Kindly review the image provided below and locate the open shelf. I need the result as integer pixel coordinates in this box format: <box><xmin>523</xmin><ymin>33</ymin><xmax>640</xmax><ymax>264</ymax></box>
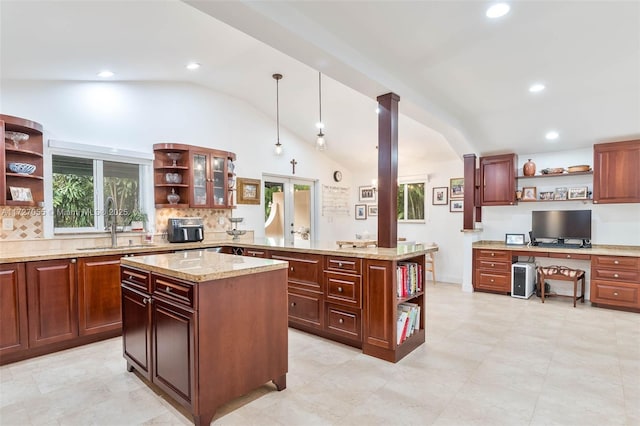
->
<box><xmin>4</xmin><ymin>147</ymin><xmax>44</xmax><ymax>157</ymax></box>
<box><xmin>6</xmin><ymin>173</ymin><xmax>43</xmax><ymax>180</ymax></box>
<box><xmin>517</xmin><ymin>171</ymin><xmax>593</xmax><ymax>179</ymax></box>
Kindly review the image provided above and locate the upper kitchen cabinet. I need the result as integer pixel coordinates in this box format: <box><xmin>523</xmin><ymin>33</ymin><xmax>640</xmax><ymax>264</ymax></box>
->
<box><xmin>593</xmin><ymin>140</ymin><xmax>640</xmax><ymax>204</ymax></box>
<box><xmin>479</xmin><ymin>153</ymin><xmax>517</xmax><ymax>206</ymax></box>
<box><xmin>153</xmin><ymin>143</ymin><xmax>236</xmax><ymax>209</ymax></box>
<box><xmin>190</xmin><ymin>148</ymin><xmax>236</xmax><ymax>209</ymax></box>
<box><xmin>1</xmin><ymin>114</ymin><xmax>44</xmax><ymax>207</ymax></box>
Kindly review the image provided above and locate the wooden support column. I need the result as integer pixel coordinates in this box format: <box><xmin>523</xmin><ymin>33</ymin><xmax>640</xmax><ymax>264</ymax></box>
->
<box><xmin>463</xmin><ymin>154</ymin><xmax>477</xmax><ymax>230</ymax></box>
<box><xmin>377</xmin><ymin>92</ymin><xmax>400</xmax><ymax>248</ymax></box>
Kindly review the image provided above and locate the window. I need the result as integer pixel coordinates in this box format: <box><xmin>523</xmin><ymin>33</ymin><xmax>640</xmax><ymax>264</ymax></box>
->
<box><xmin>397</xmin><ymin>182</ymin><xmax>425</xmax><ymax>222</ymax></box>
<box><xmin>52</xmin><ymin>154</ymin><xmax>146</xmax><ymax>233</ymax></box>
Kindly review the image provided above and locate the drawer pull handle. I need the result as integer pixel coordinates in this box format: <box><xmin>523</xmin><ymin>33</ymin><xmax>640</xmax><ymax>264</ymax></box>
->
<box><xmin>338</xmin><ymin>286</ymin><xmax>343</xmax><ymax>293</ymax></box>
<box><xmin>613</xmin><ymin>292</ymin><xmax>619</xmax><ymax>296</ymax></box>
<box><xmin>338</xmin><ymin>318</ymin><xmax>344</xmax><ymax>324</ymax></box>
<box><xmin>290</xmin><ymin>302</ymin><xmax>296</xmax><ymax>307</ymax></box>
<box><xmin>614</xmin><ymin>273</ymin><xmax>619</xmax><ymax>278</ymax></box>
<box><xmin>166</xmin><ymin>286</ymin><xmax>172</xmax><ymax>292</ymax></box>
<box><xmin>614</xmin><ymin>260</ymin><xmax>619</xmax><ymax>264</ymax></box>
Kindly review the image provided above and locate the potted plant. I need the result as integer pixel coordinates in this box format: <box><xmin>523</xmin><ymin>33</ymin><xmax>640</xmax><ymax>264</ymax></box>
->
<box><xmin>127</xmin><ymin>209</ymin><xmax>148</xmax><ymax>232</ymax></box>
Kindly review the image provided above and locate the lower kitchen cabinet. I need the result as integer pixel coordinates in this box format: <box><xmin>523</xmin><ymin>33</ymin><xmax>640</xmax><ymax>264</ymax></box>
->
<box><xmin>590</xmin><ymin>255</ymin><xmax>640</xmax><ymax>310</ymax></box>
<box><xmin>78</xmin><ymin>255</ymin><xmax>122</xmax><ymax>336</ymax></box>
<box><xmin>0</xmin><ymin>263</ymin><xmax>28</xmax><ymax>357</ymax></box>
<box><xmin>122</xmin><ymin>284</ymin><xmax>152</xmax><ymax>380</ymax></box>
<box><xmin>473</xmin><ymin>248</ymin><xmax>512</xmax><ymax>293</ymax></box>
<box><xmin>26</xmin><ymin>259</ymin><xmax>78</xmax><ymax>348</ymax></box>
<box><xmin>287</xmin><ymin>287</ymin><xmax>323</xmax><ymax>329</ymax></box>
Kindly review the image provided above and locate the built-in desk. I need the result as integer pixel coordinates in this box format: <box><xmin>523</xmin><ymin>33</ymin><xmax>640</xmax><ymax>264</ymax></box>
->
<box><xmin>472</xmin><ymin>241</ymin><xmax>640</xmax><ymax>311</ymax></box>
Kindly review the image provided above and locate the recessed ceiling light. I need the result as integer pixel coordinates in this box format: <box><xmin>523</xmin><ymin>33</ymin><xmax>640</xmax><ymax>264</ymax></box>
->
<box><xmin>529</xmin><ymin>83</ymin><xmax>545</xmax><ymax>93</ymax></box>
<box><xmin>486</xmin><ymin>3</ymin><xmax>510</xmax><ymax>18</ymax></box>
<box><xmin>546</xmin><ymin>131</ymin><xmax>559</xmax><ymax>140</ymax></box>
<box><xmin>186</xmin><ymin>62</ymin><xmax>201</xmax><ymax>70</ymax></box>
<box><xmin>97</xmin><ymin>70</ymin><xmax>114</xmax><ymax>78</ymax></box>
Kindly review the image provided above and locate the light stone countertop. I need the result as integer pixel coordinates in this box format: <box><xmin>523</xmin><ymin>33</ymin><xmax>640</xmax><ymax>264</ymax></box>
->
<box><xmin>121</xmin><ymin>250</ymin><xmax>288</xmax><ymax>282</ymax></box>
<box><xmin>1</xmin><ymin>237</ymin><xmax>438</xmax><ymax>264</ymax></box>
<box><xmin>473</xmin><ymin>240</ymin><xmax>640</xmax><ymax>257</ymax></box>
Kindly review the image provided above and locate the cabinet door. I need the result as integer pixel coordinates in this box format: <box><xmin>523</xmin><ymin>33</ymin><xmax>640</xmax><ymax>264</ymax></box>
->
<box><xmin>480</xmin><ymin>154</ymin><xmax>516</xmax><ymax>206</ymax></box>
<box><xmin>0</xmin><ymin>263</ymin><xmax>28</xmax><ymax>356</ymax></box>
<box><xmin>190</xmin><ymin>151</ymin><xmax>210</xmax><ymax>207</ymax></box>
<box><xmin>593</xmin><ymin>140</ymin><xmax>640</xmax><ymax>204</ymax></box>
<box><xmin>122</xmin><ymin>285</ymin><xmax>152</xmax><ymax>380</ymax></box>
<box><xmin>78</xmin><ymin>255</ymin><xmax>122</xmax><ymax>336</ymax></box>
<box><xmin>210</xmin><ymin>154</ymin><xmax>227</xmax><ymax>208</ymax></box>
<box><xmin>152</xmin><ymin>298</ymin><xmax>196</xmax><ymax>407</ymax></box>
<box><xmin>363</xmin><ymin>259</ymin><xmax>394</xmax><ymax>350</ymax></box>
<box><xmin>26</xmin><ymin>259</ymin><xmax>78</xmax><ymax>348</ymax></box>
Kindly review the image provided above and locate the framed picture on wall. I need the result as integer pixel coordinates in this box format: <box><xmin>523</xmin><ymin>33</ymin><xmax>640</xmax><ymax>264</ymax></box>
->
<box><xmin>367</xmin><ymin>205</ymin><xmax>378</xmax><ymax>216</ymax></box>
<box><xmin>432</xmin><ymin>187</ymin><xmax>448</xmax><ymax>205</ymax></box>
<box><xmin>9</xmin><ymin>186</ymin><xmax>33</xmax><ymax>202</ymax></box>
<box><xmin>568</xmin><ymin>187</ymin><xmax>588</xmax><ymax>200</ymax></box>
<box><xmin>522</xmin><ymin>186</ymin><xmax>537</xmax><ymax>201</ymax></box>
<box><xmin>355</xmin><ymin>204</ymin><xmax>367</xmax><ymax>220</ymax></box>
<box><xmin>450</xmin><ymin>199</ymin><xmax>463</xmax><ymax>212</ymax></box>
<box><xmin>449</xmin><ymin>178</ymin><xmax>464</xmax><ymax>198</ymax></box>
<box><xmin>359</xmin><ymin>186</ymin><xmax>376</xmax><ymax>202</ymax></box>
<box><xmin>237</xmin><ymin>178</ymin><xmax>261</xmax><ymax>204</ymax></box>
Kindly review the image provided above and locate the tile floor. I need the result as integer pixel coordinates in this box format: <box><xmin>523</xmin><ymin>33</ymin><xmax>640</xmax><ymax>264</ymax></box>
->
<box><xmin>1</xmin><ymin>283</ymin><xmax>638</xmax><ymax>425</ymax></box>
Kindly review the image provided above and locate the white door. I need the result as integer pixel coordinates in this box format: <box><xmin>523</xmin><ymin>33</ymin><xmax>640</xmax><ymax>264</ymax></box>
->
<box><xmin>264</xmin><ymin>175</ymin><xmax>315</xmax><ymax>243</ymax></box>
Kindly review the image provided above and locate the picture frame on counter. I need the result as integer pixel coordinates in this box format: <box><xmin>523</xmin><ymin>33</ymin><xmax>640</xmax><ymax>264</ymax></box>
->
<box><xmin>367</xmin><ymin>205</ymin><xmax>378</xmax><ymax>216</ymax></box>
<box><xmin>449</xmin><ymin>178</ymin><xmax>464</xmax><ymax>198</ymax></box>
<box><xmin>359</xmin><ymin>186</ymin><xmax>376</xmax><ymax>202</ymax></box>
<box><xmin>9</xmin><ymin>186</ymin><xmax>33</xmax><ymax>202</ymax></box>
<box><xmin>355</xmin><ymin>204</ymin><xmax>367</xmax><ymax>220</ymax></box>
<box><xmin>449</xmin><ymin>199</ymin><xmax>463</xmax><ymax>212</ymax></box>
<box><xmin>505</xmin><ymin>233</ymin><xmax>526</xmax><ymax>246</ymax></box>
<box><xmin>236</xmin><ymin>178</ymin><xmax>261</xmax><ymax>205</ymax></box>
<box><xmin>432</xmin><ymin>186</ymin><xmax>448</xmax><ymax>205</ymax></box>
<box><xmin>554</xmin><ymin>187</ymin><xmax>568</xmax><ymax>200</ymax></box>
<box><xmin>568</xmin><ymin>186</ymin><xmax>588</xmax><ymax>200</ymax></box>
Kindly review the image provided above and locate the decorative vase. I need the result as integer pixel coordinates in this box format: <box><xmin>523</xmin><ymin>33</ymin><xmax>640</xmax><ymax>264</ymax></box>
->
<box><xmin>167</xmin><ymin>188</ymin><xmax>180</xmax><ymax>204</ymax></box>
<box><xmin>516</xmin><ymin>190</ymin><xmax>523</xmax><ymax>200</ymax></box>
<box><xmin>523</xmin><ymin>159</ymin><xmax>536</xmax><ymax>176</ymax></box>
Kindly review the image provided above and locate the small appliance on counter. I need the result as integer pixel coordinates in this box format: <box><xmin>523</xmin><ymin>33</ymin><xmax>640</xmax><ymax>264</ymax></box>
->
<box><xmin>167</xmin><ymin>217</ymin><xmax>204</xmax><ymax>243</ymax></box>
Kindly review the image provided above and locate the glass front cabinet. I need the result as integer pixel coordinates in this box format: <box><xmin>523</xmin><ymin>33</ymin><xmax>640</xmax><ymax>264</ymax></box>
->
<box><xmin>189</xmin><ymin>149</ymin><xmax>236</xmax><ymax>209</ymax></box>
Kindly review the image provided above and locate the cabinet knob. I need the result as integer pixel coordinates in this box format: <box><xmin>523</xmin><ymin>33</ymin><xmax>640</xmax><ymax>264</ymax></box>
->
<box><xmin>252</xmin><ymin>253</ymin><xmax>257</xmax><ymax>257</ymax></box>
<box><xmin>614</xmin><ymin>273</ymin><xmax>619</xmax><ymax>278</ymax></box>
<box><xmin>613</xmin><ymin>292</ymin><xmax>619</xmax><ymax>296</ymax></box>
<box><xmin>490</xmin><ymin>279</ymin><xmax>495</xmax><ymax>283</ymax></box>
<box><xmin>290</xmin><ymin>266</ymin><xmax>294</xmax><ymax>272</ymax></box>
<box><xmin>143</xmin><ymin>297</ymin><xmax>149</xmax><ymax>305</ymax></box>
<box><xmin>128</xmin><ymin>275</ymin><xmax>133</xmax><ymax>281</ymax></box>
<box><xmin>290</xmin><ymin>302</ymin><xmax>296</xmax><ymax>307</ymax></box>
<box><xmin>490</xmin><ymin>263</ymin><xmax>495</xmax><ymax>267</ymax></box>
<box><xmin>338</xmin><ymin>262</ymin><xmax>343</xmax><ymax>267</ymax></box>
<box><xmin>166</xmin><ymin>286</ymin><xmax>172</xmax><ymax>292</ymax></box>
<box><xmin>337</xmin><ymin>286</ymin><xmax>343</xmax><ymax>293</ymax></box>
<box><xmin>566</xmin><ymin>255</ymin><xmax>571</xmax><ymax>258</ymax></box>
<box><xmin>70</xmin><ymin>259</ymin><xmax>77</xmax><ymax>264</ymax></box>
<box><xmin>338</xmin><ymin>318</ymin><xmax>344</xmax><ymax>324</ymax></box>
<box><xmin>614</xmin><ymin>260</ymin><xmax>619</xmax><ymax>265</ymax></box>
<box><xmin>490</xmin><ymin>253</ymin><xmax>495</xmax><ymax>257</ymax></box>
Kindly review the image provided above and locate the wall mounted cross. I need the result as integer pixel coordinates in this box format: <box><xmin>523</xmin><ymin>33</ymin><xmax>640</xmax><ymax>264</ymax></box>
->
<box><xmin>290</xmin><ymin>158</ymin><xmax>298</xmax><ymax>175</ymax></box>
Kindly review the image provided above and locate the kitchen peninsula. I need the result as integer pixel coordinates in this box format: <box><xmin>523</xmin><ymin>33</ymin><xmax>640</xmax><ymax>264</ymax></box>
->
<box><xmin>120</xmin><ymin>250</ymin><xmax>289</xmax><ymax>426</ymax></box>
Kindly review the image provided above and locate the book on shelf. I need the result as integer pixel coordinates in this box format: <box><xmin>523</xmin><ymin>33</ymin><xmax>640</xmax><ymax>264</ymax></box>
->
<box><xmin>396</xmin><ymin>311</ymin><xmax>409</xmax><ymax>345</ymax></box>
<box><xmin>397</xmin><ymin>262</ymin><xmax>423</xmax><ymax>298</ymax></box>
<box><xmin>396</xmin><ymin>302</ymin><xmax>421</xmax><ymax>344</ymax></box>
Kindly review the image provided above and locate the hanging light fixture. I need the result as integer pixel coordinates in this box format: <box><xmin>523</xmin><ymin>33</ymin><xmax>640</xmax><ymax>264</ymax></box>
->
<box><xmin>315</xmin><ymin>72</ymin><xmax>327</xmax><ymax>151</ymax></box>
<box><xmin>272</xmin><ymin>73</ymin><xmax>284</xmax><ymax>156</ymax></box>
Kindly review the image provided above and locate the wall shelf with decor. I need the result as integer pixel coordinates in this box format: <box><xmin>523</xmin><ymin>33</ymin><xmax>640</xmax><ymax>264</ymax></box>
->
<box><xmin>1</xmin><ymin>114</ymin><xmax>44</xmax><ymax>207</ymax></box>
<box><xmin>515</xmin><ymin>170</ymin><xmax>593</xmax><ymax>203</ymax></box>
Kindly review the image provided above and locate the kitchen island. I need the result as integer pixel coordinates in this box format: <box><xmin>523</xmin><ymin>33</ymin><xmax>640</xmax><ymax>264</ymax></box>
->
<box><xmin>120</xmin><ymin>250</ymin><xmax>288</xmax><ymax>426</ymax></box>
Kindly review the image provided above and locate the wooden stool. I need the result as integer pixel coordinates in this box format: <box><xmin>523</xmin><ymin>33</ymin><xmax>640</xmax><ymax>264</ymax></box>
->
<box><xmin>425</xmin><ymin>252</ymin><xmax>436</xmax><ymax>285</ymax></box>
<box><xmin>538</xmin><ymin>266</ymin><xmax>585</xmax><ymax>307</ymax></box>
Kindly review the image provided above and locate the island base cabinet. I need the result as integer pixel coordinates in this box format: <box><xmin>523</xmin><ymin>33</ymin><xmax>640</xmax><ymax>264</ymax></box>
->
<box><xmin>122</xmin><ymin>285</ymin><xmax>152</xmax><ymax>380</ymax></box>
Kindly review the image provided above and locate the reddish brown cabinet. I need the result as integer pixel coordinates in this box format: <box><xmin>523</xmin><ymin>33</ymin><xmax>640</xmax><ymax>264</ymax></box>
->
<box><xmin>0</xmin><ymin>263</ymin><xmax>28</xmax><ymax>357</ymax></box>
<box><xmin>480</xmin><ymin>153</ymin><xmax>516</xmax><ymax>206</ymax></box>
<box><xmin>593</xmin><ymin>140</ymin><xmax>640</xmax><ymax>204</ymax></box>
<box><xmin>590</xmin><ymin>255</ymin><xmax>640</xmax><ymax>309</ymax></box>
<box><xmin>26</xmin><ymin>259</ymin><xmax>78</xmax><ymax>348</ymax></box>
<box><xmin>324</xmin><ymin>255</ymin><xmax>363</xmax><ymax>343</ymax></box>
<box><xmin>78</xmin><ymin>255</ymin><xmax>122</xmax><ymax>336</ymax></box>
<box><xmin>473</xmin><ymin>249</ymin><xmax>512</xmax><ymax>293</ymax></box>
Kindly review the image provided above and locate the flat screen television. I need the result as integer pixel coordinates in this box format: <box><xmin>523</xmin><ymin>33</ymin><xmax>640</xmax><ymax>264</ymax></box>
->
<box><xmin>531</xmin><ymin>210</ymin><xmax>591</xmax><ymax>246</ymax></box>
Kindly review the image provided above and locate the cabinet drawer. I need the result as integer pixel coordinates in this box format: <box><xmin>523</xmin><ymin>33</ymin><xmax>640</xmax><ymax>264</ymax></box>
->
<box><xmin>477</xmin><ymin>259</ymin><xmax>511</xmax><ymax>272</ymax></box>
<box><xmin>475</xmin><ymin>249</ymin><xmax>510</xmax><ymax>261</ymax></box>
<box><xmin>549</xmin><ymin>252</ymin><xmax>591</xmax><ymax>261</ymax></box>
<box><xmin>475</xmin><ymin>271</ymin><xmax>510</xmax><ymax>292</ymax></box>
<box><xmin>244</xmin><ymin>248</ymin><xmax>268</xmax><ymax>258</ymax></box>
<box><xmin>325</xmin><ymin>256</ymin><xmax>362</xmax><ymax>275</ymax></box>
<box><xmin>152</xmin><ymin>275</ymin><xmax>195</xmax><ymax>308</ymax></box>
<box><xmin>592</xmin><ymin>256</ymin><xmax>639</xmax><ymax>270</ymax></box>
<box><xmin>288</xmin><ymin>288</ymin><xmax>322</xmax><ymax>329</ymax></box>
<box><xmin>592</xmin><ymin>268</ymin><xmax>639</xmax><ymax>283</ymax></box>
<box><xmin>591</xmin><ymin>280</ymin><xmax>639</xmax><ymax>307</ymax></box>
<box><xmin>121</xmin><ymin>267</ymin><xmax>151</xmax><ymax>293</ymax></box>
<box><xmin>272</xmin><ymin>252</ymin><xmax>322</xmax><ymax>291</ymax></box>
<box><xmin>325</xmin><ymin>271</ymin><xmax>362</xmax><ymax>308</ymax></box>
<box><xmin>325</xmin><ymin>304</ymin><xmax>361</xmax><ymax>342</ymax></box>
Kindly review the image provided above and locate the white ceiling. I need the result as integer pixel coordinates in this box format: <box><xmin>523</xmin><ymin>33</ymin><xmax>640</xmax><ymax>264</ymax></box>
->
<box><xmin>2</xmin><ymin>1</ymin><xmax>639</xmax><ymax>172</ymax></box>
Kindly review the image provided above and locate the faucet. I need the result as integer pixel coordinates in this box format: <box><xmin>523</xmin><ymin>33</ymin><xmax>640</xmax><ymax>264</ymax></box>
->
<box><xmin>105</xmin><ymin>196</ymin><xmax>117</xmax><ymax>248</ymax></box>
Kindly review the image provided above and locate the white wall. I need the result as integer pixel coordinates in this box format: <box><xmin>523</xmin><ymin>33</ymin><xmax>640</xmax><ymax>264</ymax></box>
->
<box><xmin>1</xmin><ymin>79</ymin><xmax>356</xmax><ymax>242</ymax></box>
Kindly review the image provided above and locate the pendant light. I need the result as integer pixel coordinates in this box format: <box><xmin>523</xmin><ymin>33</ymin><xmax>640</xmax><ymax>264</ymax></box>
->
<box><xmin>315</xmin><ymin>72</ymin><xmax>327</xmax><ymax>151</ymax></box>
<box><xmin>273</xmin><ymin>73</ymin><xmax>284</xmax><ymax>156</ymax></box>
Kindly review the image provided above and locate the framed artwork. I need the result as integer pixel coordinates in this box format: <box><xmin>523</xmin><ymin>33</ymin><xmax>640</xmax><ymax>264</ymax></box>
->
<box><xmin>522</xmin><ymin>186</ymin><xmax>537</xmax><ymax>201</ymax></box>
<box><xmin>505</xmin><ymin>233</ymin><xmax>526</xmax><ymax>245</ymax></box>
<box><xmin>449</xmin><ymin>178</ymin><xmax>464</xmax><ymax>198</ymax></box>
<box><xmin>9</xmin><ymin>186</ymin><xmax>33</xmax><ymax>202</ymax></box>
<box><xmin>236</xmin><ymin>178</ymin><xmax>261</xmax><ymax>205</ymax></box>
<box><xmin>432</xmin><ymin>187</ymin><xmax>448</xmax><ymax>205</ymax></box>
<box><xmin>359</xmin><ymin>186</ymin><xmax>376</xmax><ymax>202</ymax></box>
<box><xmin>367</xmin><ymin>205</ymin><xmax>378</xmax><ymax>216</ymax></box>
<box><xmin>539</xmin><ymin>191</ymin><xmax>554</xmax><ymax>201</ymax></box>
<box><xmin>449</xmin><ymin>199</ymin><xmax>463</xmax><ymax>212</ymax></box>
<box><xmin>554</xmin><ymin>187</ymin><xmax>568</xmax><ymax>200</ymax></box>
<box><xmin>568</xmin><ymin>187</ymin><xmax>588</xmax><ymax>200</ymax></box>
<box><xmin>355</xmin><ymin>204</ymin><xmax>367</xmax><ymax>220</ymax></box>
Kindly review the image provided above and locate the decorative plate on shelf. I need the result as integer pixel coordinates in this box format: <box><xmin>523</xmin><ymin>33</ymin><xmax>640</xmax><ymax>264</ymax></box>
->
<box><xmin>567</xmin><ymin>165</ymin><xmax>591</xmax><ymax>173</ymax></box>
<box><xmin>8</xmin><ymin>162</ymin><xmax>36</xmax><ymax>175</ymax></box>
<box><xmin>540</xmin><ymin>168</ymin><xmax>565</xmax><ymax>175</ymax></box>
